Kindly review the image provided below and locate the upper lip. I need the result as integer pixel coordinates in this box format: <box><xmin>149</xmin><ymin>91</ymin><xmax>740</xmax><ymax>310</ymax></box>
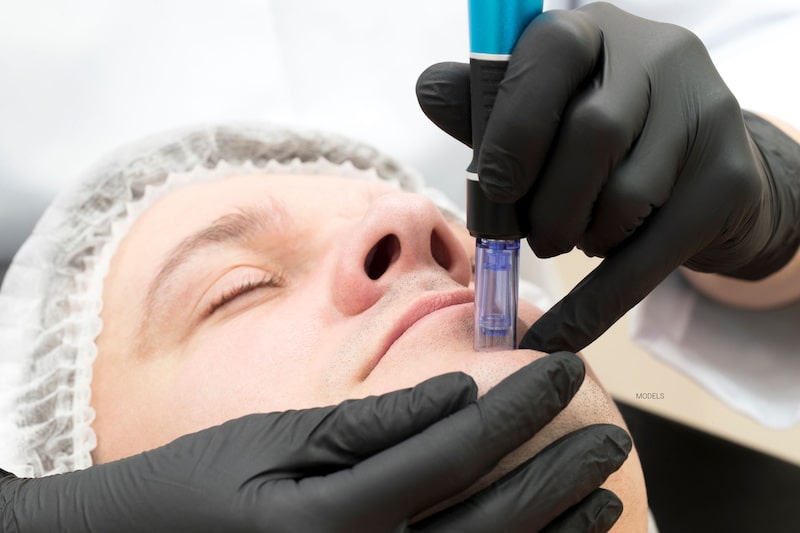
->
<box><xmin>361</xmin><ymin>289</ymin><xmax>475</xmax><ymax>379</ymax></box>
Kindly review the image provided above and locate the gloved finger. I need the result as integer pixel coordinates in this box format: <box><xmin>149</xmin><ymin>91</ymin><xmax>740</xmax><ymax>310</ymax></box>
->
<box><xmin>520</xmin><ymin>170</ymin><xmax>726</xmax><ymax>353</ymax></box>
<box><xmin>539</xmin><ymin>489</ymin><xmax>623</xmax><ymax>533</ymax></box>
<box><xmin>526</xmin><ymin>50</ymin><xmax>650</xmax><ymax>258</ymax></box>
<box><xmin>410</xmin><ymin>424</ymin><xmax>631</xmax><ymax>533</ymax></box>
<box><xmin>306</xmin><ymin>352</ymin><xmax>586</xmax><ymax>528</ymax></box>
<box><xmin>478</xmin><ymin>10</ymin><xmax>602</xmax><ymax>203</ymax></box>
<box><xmin>576</xmin><ymin>84</ymin><xmax>685</xmax><ymax>258</ymax></box>
<box><xmin>299</xmin><ymin>371</ymin><xmax>479</xmax><ymax>466</ymax></box>
<box><xmin>209</xmin><ymin>371</ymin><xmax>479</xmax><ymax>479</ymax></box>
<box><xmin>416</xmin><ymin>61</ymin><xmax>473</xmax><ymax>147</ymax></box>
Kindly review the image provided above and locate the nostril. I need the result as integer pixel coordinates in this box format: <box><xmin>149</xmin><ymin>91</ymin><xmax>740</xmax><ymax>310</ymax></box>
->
<box><xmin>430</xmin><ymin>229</ymin><xmax>452</xmax><ymax>272</ymax></box>
<box><xmin>365</xmin><ymin>234</ymin><xmax>401</xmax><ymax>280</ymax></box>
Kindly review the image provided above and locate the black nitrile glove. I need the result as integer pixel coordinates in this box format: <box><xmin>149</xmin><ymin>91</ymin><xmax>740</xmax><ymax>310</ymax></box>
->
<box><xmin>417</xmin><ymin>2</ymin><xmax>800</xmax><ymax>353</ymax></box>
<box><xmin>1</xmin><ymin>352</ymin><xmax>631</xmax><ymax>533</ymax></box>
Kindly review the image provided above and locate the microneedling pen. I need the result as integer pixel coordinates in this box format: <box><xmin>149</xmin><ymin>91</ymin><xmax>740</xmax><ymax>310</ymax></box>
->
<box><xmin>468</xmin><ymin>0</ymin><xmax>541</xmax><ymax>351</ymax></box>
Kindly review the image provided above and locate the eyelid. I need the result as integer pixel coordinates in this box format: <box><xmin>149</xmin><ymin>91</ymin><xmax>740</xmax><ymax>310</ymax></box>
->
<box><xmin>205</xmin><ymin>270</ymin><xmax>286</xmax><ymax>317</ymax></box>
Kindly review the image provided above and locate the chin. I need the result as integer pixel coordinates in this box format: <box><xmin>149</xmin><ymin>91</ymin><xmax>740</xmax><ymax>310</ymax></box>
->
<box><xmin>363</xmin><ymin>300</ymin><xmax>648</xmax><ymax>531</ymax></box>
<box><xmin>361</xmin><ymin>306</ymin><xmax>554</xmax><ymax>521</ymax></box>
<box><xmin>408</xmin><ymin>361</ymin><xmax>648</xmax><ymax>532</ymax></box>
<box><xmin>410</xmin><ymin>432</ymin><xmax>543</xmax><ymax>523</ymax></box>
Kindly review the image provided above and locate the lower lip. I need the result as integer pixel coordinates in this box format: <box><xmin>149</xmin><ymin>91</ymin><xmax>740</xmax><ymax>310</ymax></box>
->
<box><xmin>366</xmin><ymin>302</ymin><xmax>473</xmax><ymax>373</ymax></box>
<box><xmin>362</xmin><ymin>298</ymin><xmax>542</xmax><ymax>379</ymax></box>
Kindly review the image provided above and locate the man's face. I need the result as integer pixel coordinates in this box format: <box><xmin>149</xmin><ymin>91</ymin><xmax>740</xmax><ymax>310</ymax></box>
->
<box><xmin>90</xmin><ymin>173</ymin><xmax>647</xmax><ymax>530</ymax></box>
<box><xmin>92</xmin><ymin>174</ymin><xmax>548</xmax><ymax>458</ymax></box>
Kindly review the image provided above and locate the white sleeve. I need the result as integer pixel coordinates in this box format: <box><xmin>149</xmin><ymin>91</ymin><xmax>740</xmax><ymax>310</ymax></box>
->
<box><xmin>706</xmin><ymin>5</ymin><xmax>800</xmax><ymax>128</ymax></box>
<box><xmin>630</xmin><ymin>272</ymin><xmax>800</xmax><ymax>429</ymax></box>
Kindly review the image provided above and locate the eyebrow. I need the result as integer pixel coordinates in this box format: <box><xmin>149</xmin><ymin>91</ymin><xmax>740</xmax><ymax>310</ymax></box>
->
<box><xmin>140</xmin><ymin>201</ymin><xmax>288</xmax><ymax>334</ymax></box>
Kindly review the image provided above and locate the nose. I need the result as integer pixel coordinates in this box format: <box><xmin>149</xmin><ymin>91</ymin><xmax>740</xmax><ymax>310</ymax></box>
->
<box><xmin>331</xmin><ymin>192</ymin><xmax>472</xmax><ymax>315</ymax></box>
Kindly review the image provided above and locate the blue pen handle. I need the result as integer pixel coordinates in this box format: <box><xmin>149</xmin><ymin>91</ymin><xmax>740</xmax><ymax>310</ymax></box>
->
<box><xmin>467</xmin><ymin>0</ymin><xmax>541</xmax><ymax>351</ymax></box>
<box><xmin>466</xmin><ymin>0</ymin><xmax>541</xmax><ymax>238</ymax></box>
<box><xmin>469</xmin><ymin>0</ymin><xmax>542</xmax><ymax>56</ymax></box>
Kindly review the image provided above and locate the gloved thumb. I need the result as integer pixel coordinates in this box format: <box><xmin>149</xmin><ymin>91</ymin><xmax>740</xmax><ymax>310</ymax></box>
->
<box><xmin>416</xmin><ymin>61</ymin><xmax>473</xmax><ymax>147</ymax></box>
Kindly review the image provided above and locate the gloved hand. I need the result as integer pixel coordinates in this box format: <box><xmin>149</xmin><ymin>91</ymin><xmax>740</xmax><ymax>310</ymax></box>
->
<box><xmin>417</xmin><ymin>2</ymin><xmax>800</xmax><ymax>353</ymax></box>
<box><xmin>1</xmin><ymin>352</ymin><xmax>631</xmax><ymax>533</ymax></box>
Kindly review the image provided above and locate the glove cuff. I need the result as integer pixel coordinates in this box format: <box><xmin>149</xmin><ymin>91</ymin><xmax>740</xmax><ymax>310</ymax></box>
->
<box><xmin>726</xmin><ymin>111</ymin><xmax>800</xmax><ymax>280</ymax></box>
<box><xmin>0</xmin><ymin>469</ymin><xmax>21</xmax><ymax>533</ymax></box>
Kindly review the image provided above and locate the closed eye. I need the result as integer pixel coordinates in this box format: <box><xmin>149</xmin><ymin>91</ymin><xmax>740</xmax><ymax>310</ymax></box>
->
<box><xmin>206</xmin><ymin>272</ymin><xmax>286</xmax><ymax>316</ymax></box>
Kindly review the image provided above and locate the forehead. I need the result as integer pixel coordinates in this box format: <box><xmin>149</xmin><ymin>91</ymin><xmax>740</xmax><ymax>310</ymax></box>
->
<box><xmin>143</xmin><ymin>173</ymin><xmax>397</xmax><ymax>224</ymax></box>
<box><xmin>106</xmin><ymin>173</ymin><xmax>398</xmax><ymax>294</ymax></box>
<box><xmin>128</xmin><ymin>173</ymin><xmax>395</xmax><ymax>245</ymax></box>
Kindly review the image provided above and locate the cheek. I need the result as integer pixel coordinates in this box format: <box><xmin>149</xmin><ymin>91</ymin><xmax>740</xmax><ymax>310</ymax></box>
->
<box><xmin>169</xmin><ymin>308</ymin><xmax>327</xmax><ymax>434</ymax></box>
<box><xmin>518</xmin><ymin>298</ymin><xmax>544</xmax><ymax>329</ymax></box>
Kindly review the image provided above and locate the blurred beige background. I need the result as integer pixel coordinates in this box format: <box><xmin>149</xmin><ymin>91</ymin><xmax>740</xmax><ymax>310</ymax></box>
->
<box><xmin>553</xmin><ymin>250</ymin><xmax>800</xmax><ymax>466</ymax></box>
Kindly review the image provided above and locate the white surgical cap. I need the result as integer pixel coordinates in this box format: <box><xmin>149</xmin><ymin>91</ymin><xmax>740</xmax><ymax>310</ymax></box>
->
<box><xmin>0</xmin><ymin>123</ymin><xmax>463</xmax><ymax>477</ymax></box>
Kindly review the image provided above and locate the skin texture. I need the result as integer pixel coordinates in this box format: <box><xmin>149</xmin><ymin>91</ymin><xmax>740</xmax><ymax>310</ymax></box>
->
<box><xmin>90</xmin><ymin>173</ymin><xmax>648</xmax><ymax>531</ymax></box>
